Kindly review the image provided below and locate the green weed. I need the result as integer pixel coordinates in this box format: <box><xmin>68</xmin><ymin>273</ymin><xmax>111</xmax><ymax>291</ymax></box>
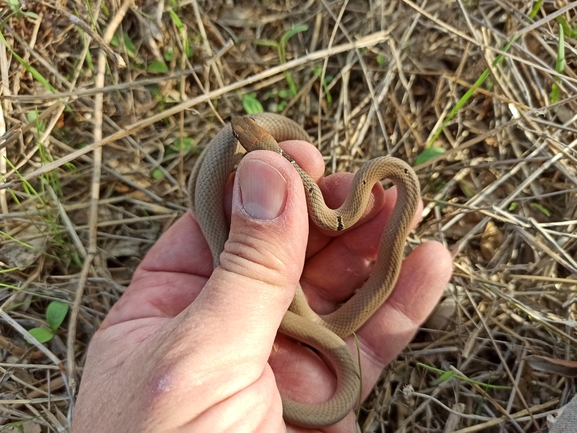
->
<box><xmin>418</xmin><ymin>363</ymin><xmax>511</xmax><ymax>390</ymax></box>
<box><xmin>529</xmin><ymin>0</ymin><xmax>544</xmax><ymax>19</ymax></box>
<box><xmin>313</xmin><ymin>66</ymin><xmax>334</xmax><ymax>105</ymax></box>
<box><xmin>242</xmin><ymin>92</ymin><xmax>264</xmax><ymax>114</ymax></box>
<box><xmin>0</xmin><ymin>32</ymin><xmax>55</xmax><ymax>93</ymax></box>
<box><xmin>4</xmin><ymin>0</ymin><xmax>39</xmax><ymax>20</ymax></box>
<box><xmin>28</xmin><ymin>301</ymin><xmax>69</xmax><ymax>344</ymax></box>
<box><xmin>419</xmin><ymin>37</ymin><xmax>516</xmax><ymax>165</ymax></box>
<box><xmin>0</xmin><ymin>418</ymin><xmax>39</xmax><ymax>433</ymax></box>
<box><xmin>530</xmin><ymin>202</ymin><xmax>551</xmax><ymax>217</ymax></box>
<box><xmin>4</xmin><ymin>159</ymin><xmax>81</xmax><ymax>267</ymax></box>
<box><xmin>255</xmin><ymin>24</ymin><xmax>309</xmax><ymax>97</ymax></box>
<box><xmin>551</xmin><ymin>21</ymin><xmax>565</xmax><ymax>104</ymax></box>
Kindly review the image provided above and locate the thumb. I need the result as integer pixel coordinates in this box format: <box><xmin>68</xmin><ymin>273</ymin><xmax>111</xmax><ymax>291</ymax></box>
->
<box><xmin>144</xmin><ymin>149</ymin><xmax>310</xmax><ymax>428</ymax></box>
<box><xmin>186</xmin><ymin>148</ymin><xmax>309</xmax><ymax>362</ymax></box>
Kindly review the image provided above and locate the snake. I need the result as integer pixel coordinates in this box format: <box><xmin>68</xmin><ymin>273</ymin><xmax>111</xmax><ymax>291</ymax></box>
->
<box><xmin>188</xmin><ymin>113</ymin><xmax>420</xmax><ymax>427</ymax></box>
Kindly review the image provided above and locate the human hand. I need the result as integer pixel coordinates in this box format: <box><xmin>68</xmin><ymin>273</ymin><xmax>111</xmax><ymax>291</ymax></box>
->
<box><xmin>72</xmin><ymin>138</ymin><xmax>452</xmax><ymax>433</ymax></box>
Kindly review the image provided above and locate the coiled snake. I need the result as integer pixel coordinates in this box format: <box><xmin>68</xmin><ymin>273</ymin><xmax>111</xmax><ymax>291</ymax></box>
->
<box><xmin>188</xmin><ymin>113</ymin><xmax>420</xmax><ymax>427</ymax></box>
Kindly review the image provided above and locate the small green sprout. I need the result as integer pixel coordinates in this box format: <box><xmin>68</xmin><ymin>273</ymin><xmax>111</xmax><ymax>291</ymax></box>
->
<box><xmin>28</xmin><ymin>301</ymin><xmax>69</xmax><ymax>344</ymax></box>
<box><xmin>242</xmin><ymin>92</ymin><xmax>264</xmax><ymax>114</ymax></box>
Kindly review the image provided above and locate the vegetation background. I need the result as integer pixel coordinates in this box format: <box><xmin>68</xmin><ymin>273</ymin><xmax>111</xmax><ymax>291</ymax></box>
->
<box><xmin>0</xmin><ymin>0</ymin><xmax>576</xmax><ymax>431</ymax></box>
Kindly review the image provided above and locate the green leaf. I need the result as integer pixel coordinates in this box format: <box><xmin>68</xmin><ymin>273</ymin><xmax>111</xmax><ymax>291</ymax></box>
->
<box><xmin>64</xmin><ymin>162</ymin><xmax>78</xmax><ymax>172</ymax></box>
<box><xmin>509</xmin><ymin>202</ymin><xmax>518</xmax><ymax>212</ymax></box>
<box><xmin>110</xmin><ymin>32</ymin><xmax>120</xmax><ymax>47</ymax></box>
<box><xmin>181</xmin><ymin>137</ymin><xmax>194</xmax><ymax>151</ymax></box>
<box><xmin>169</xmin><ymin>10</ymin><xmax>184</xmax><ymax>32</ymax></box>
<box><xmin>46</xmin><ymin>301</ymin><xmax>69</xmax><ymax>331</ymax></box>
<box><xmin>147</xmin><ymin>61</ymin><xmax>168</xmax><ymax>74</ymax></box>
<box><xmin>185</xmin><ymin>37</ymin><xmax>193</xmax><ymax>58</ymax></box>
<box><xmin>6</xmin><ymin>0</ymin><xmax>40</xmax><ymax>19</ymax></box>
<box><xmin>85</xmin><ymin>47</ymin><xmax>94</xmax><ymax>71</ymax></box>
<box><xmin>6</xmin><ymin>0</ymin><xmax>20</xmax><ymax>13</ymax></box>
<box><xmin>312</xmin><ymin>66</ymin><xmax>333</xmax><ymax>104</ymax></box>
<box><xmin>415</xmin><ymin>147</ymin><xmax>445</xmax><ymax>166</ymax></box>
<box><xmin>431</xmin><ymin>370</ymin><xmax>454</xmax><ymax>385</ymax></box>
<box><xmin>152</xmin><ymin>169</ymin><xmax>164</xmax><ymax>179</ymax></box>
<box><xmin>149</xmin><ymin>85</ymin><xmax>161</xmax><ymax>97</ymax></box>
<box><xmin>376</xmin><ymin>54</ymin><xmax>385</xmax><ymax>65</ymax></box>
<box><xmin>168</xmin><ymin>139</ymin><xmax>199</xmax><ymax>155</ymax></box>
<box><xmin>242</xmin><ymin>93</ymin><xmax>264</xmax><ymax>114</ymax></box>
<box><xmin>122</xmin><ymin>32</ymin><xmax>136</xmax><ymax>58</ymax></box>
<box><xmin>26</xmin><ymin>111</ymin><xmax>46</xmax><ymax>133</ymax></box>
<box><xmin>280</xmin><ymin>24</ymin><xmax>308</xmax><ymax>47</ymax></box>
<box><xmin>530</xmin><ymin>202</ymin><xmax>551</xmax><ymax>217</ymax></box>
<box><xmin>529</xmin><ymin>0</ymin><xmax>543</xmax><ymax>19</ymax></box>
<box><xmin>555</xmin><ymin>16</ymin><xmax>575</xmax><ymax>38</ymax></box>
<box><xmin>28</xmin><ymin>327</ymin><xmax>54</xmax><ymax>343</ymax></box>
<box><xmin>164</xmin><ymin>47</ymin><xmax>175</xmax><ymax>62</ymax></box>
<box><xmin>312</xmin><ymin>66</ymin><xmax>333</xmax><ymax>85</ymax></box>
<box><xmin>100</xmin><ymin>1</ymin><xmax>110</xmax><ymax>18</ymax></box>
<box><xmin>0</xmin><ymin>32</ymin><xmax>55</xmax><ymax>93</ymax></box>
<box><xmin>284</xmin><ymin>73</ymin><xmax>298</xmax><ymax>96</ymax></box>
<box><xmin>429</xmin><ymin>37</ymin><xmax>516</xmax><ymax>146</ymax></box>
<box><xmin>556</xmin><ymin>28</ymin><xmax>567</xmax><ymax>74</ymax></box>
<box><xmin>551</xmin><ymin>82</ymin><xmax>561</xmax><ymax>104</ymax></box>
<box><xmin>23</xmin><ymin>11</ymin><xmax>39</xmax><ymax>19</ymax></box>
<box><xmin>278</xmin><ymin>89</ymin><xmax>293</xmax><ymax>99</ymax></box>
<box><xmin>551</xmin><ymin>23</ymin><xmax>565</xmax><ymax>103</ymax></box>
<box><xmin>2</xmin><ymin>420</ymin><xmax>27</xmax><ymax>433</ymax></box>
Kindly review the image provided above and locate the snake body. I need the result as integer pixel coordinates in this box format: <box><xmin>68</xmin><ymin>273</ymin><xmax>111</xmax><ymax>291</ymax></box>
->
<box><xmin>188</xmin><ymin>113</ymin><xmax>420</xmax><ymax>427</ymax></box>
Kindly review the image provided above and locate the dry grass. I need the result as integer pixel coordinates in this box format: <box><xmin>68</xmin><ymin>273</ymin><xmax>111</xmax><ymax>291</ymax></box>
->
<box><xmin>1</xmin><ymin>0</ymin><xmax>576</xmax><ymax>431</ymax></box>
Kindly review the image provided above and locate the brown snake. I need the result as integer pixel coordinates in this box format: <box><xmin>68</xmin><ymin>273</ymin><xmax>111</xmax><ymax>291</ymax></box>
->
<box><xmin>188</xmin><ymin>113</ymin><xmax>420</xmax><ymax>427</ymax></box>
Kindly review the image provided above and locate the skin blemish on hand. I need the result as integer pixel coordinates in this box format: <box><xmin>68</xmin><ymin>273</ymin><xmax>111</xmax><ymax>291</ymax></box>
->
<box><xmin>148</xmin><ymin>371</ymin><xmax>174</xmax><ymax>396</ymax></box>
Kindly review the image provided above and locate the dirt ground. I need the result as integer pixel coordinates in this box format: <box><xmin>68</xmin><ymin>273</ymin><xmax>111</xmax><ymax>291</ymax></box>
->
<box><xmin>1</xmin><ymin>0</ymin><xmax>576</xmax><ymax>431</ymax></box>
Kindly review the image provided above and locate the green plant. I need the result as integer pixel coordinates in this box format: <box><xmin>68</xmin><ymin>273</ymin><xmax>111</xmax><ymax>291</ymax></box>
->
<box><xmin>110</xmin><ymin>30</ymin><xmax>136</xmax><ymax>58</ymax></box>
<box><xmin>313</xmin><ymin>66</ymin><xmax>334</xmax><ymax>105</ymax></box>
<box><xmin>418</xmin><ymin>363</ymin><xmax>511</xmax><ymax>390</ymax></box>
<box><xmin>254</xmin><ymin>24</ymin><xmax>308</xmax><ymax>97</ymax></box>
<box><xmin>4</xmin><ymin>0</ymin><xmax>39</xmax><ymax>20</ymax></box>
<box><xmin>0</xmin><ymin>32</ymin><xmax>55</xmax><ymax>93</ymax></box>
<box><xmin>242</xmin><ymin>92</ymin><xmax>264</xmax><ymax>114</ymax></box>
<box><xmin>419</xmin><ymin>37</ymin><xmax>517</xmax><ymax>166</ymax></box>
<box><xmin>171</xmin><ymin>137</ymin><xmax>195</xmax><ymax>153</ymax></box>
<box><xmin>26</xmin><ymin>110</ymin><xmax>46</xmax><ymax>133</ymax></box>
<box><xmin>551</xmin><ymin>21</ymin><xmax>565</xmax><ymax>103</ymax></box>
<box><xmin>152</xmin><ymin>137</ymin><xmax>196</xmax><ymax>179</ymax></box>
<box><xmin>555</xmin><ymin>15</ymin><xmax>577</xmax><ymax>37</ymax></box>
<box><xmin>530</xmin><ymin>202</ymin><xmax>551</xmax><ymax>217</ymax></box>
<box><xmin>414</xmin><ymin>146</ymin><xmax>446</xmax><ymax>166</ymax></box>
<box><xmin>4</xmin><ymin>159</ymin><xmax>81</xmax><ymax>267</ymax></box>
<box><xmin>264</xmin><ymin>89</ymin><xmax>296</xmax><ymax>112</ymax></box>
<box><xmin>428</xmin><ymin>36</ymin><xmax>515</xmax><ymax>148</ymax></box>
<box><xmin>529</xmin><ymin>0</ymin><xmax>544</xmax><ymax>19</ymax></box>
<box><xmin>0</xmin><ymin>418</ymin><xmax>38</xmax><ymax>433</ymax></box>
<box><xmin>169</xmin><ymin>9</ymin><xmax>193</xmax><ymax>58</ymax></box>
<box><xmin>147</xmin><ymin>60</ymin><xmax>168</xmax><ymax>74</ymax></box>
<box><xmin>28</xmin><ymin>301</ymin><xmax>69</xmax><ymax>344</ymax></box>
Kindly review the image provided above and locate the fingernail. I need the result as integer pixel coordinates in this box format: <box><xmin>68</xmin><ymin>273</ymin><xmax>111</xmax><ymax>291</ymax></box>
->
<box><xmin>238</xmin><ymin>159</ymin><xmax>287</xmax><ymax>220</ymax></box>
